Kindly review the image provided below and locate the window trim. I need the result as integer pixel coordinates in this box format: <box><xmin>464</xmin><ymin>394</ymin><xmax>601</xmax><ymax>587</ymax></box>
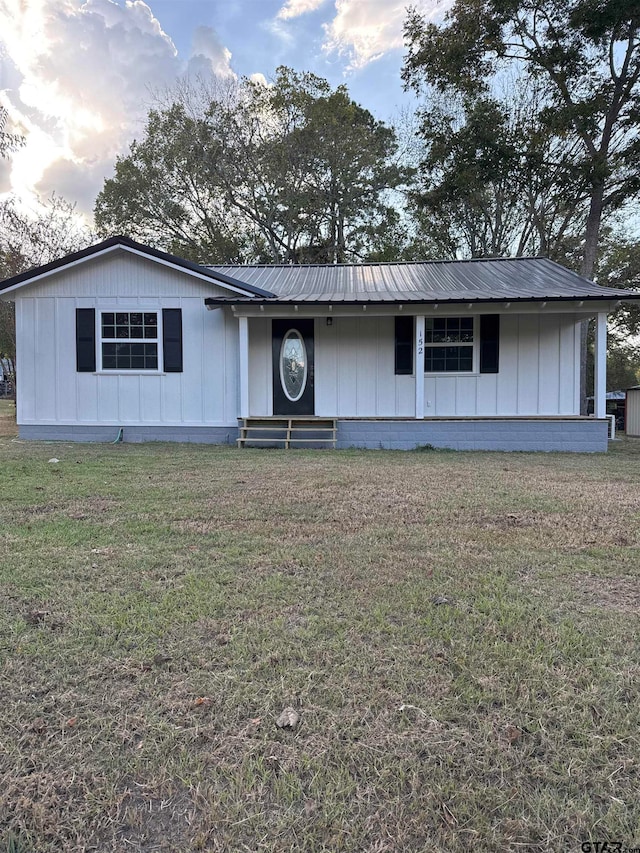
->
<box><xmin>97</xmin><ymin>308</ymin><xmax>163</xmax><ymax>374</ymax></box>
<box><xmin>423</xmin><ymin>315</ymin><xmax>479</xmax><ymax>375</ymax></box>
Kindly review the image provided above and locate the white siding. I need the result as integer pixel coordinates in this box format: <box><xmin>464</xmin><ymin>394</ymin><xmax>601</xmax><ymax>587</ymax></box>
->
<box><xmin>20</xmin><ymin>251</ymin><xmax>235</xmax><ymax>299</ymax></box>
<box><xmin>14</xmin><ymin>249</ymin><xmax>584</xmax><ymax>427</ymax></box>
<box><xmin>15</xmin><ymin>252</ymin><xmax>239</xmax><ymax>427</ymax></box>
<box><xmin>424</xmin><ymin>313</ymin><xmax>579</xmax><ymax>417</ymax></box>
<box><xmin>248</xmin><ymin>316</ymin><xmax>415</xmax><ymax>418</ymax></box>
<box><xmin>316</xmin><ymin>317</ymin><xmax>414</xmax><ymax>417</ymax></box>
<box><xmin>248</xmin><ymin>312</ymin><xmax>580</xmax><ymax>418</ymax></box>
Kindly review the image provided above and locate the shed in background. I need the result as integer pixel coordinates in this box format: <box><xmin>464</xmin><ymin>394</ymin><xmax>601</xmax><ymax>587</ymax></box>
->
<box><xmin>626</xmin><ymin>386</ymin><xmax>640</xmax><ymax>437</ymax></box>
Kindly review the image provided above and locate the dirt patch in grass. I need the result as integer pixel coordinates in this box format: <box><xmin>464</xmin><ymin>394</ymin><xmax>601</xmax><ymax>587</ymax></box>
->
<box><xmin>474</xmin><ymin>508</ymin><xmax>638</xmax><ymax>548</ymax></box>
<box><xmin>569</xmin><ymin>573</ymin><xmax>640</xmax><ymax>614</ymax></box>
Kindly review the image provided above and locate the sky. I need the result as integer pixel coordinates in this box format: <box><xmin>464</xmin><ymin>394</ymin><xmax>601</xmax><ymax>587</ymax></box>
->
<box><xmin>0</xmin><ymin>0</ymin><xmax>447</xmax><ymax>219</ymax></box>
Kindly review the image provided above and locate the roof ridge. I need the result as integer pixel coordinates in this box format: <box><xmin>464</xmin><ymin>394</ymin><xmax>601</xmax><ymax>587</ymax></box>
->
<box><xmin>207</xmin><ymin>256</ymin><xmax>551</xmax><ymax>270</ymax></box>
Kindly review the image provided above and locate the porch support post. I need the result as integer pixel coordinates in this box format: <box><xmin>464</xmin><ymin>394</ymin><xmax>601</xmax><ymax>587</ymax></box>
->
<box><xmin>239</xmin><ymin>316</ymin><xmax>249</xmax><ymax>419</ymax></box>
<box><xmin>594</xmin><ymin>312</ymin><xmax>607</xmax><ymax>420</ymax></box>
<box><xmin>415</xmin><ymin>315</ymin><xmax>425</xmax><ymax>419</ymax></box>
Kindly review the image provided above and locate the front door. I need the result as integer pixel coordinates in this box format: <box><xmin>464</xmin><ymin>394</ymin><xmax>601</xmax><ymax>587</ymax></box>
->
<box><xmin>272</xmin><ymin>319</ymin><xmax>314</xmax><ymax>415</ymax></box>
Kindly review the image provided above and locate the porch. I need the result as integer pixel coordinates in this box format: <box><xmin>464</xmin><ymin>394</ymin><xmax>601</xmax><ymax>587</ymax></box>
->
<box><xmin>237</xmin><ymin>415</ymin><xmax>609</xmax><ymax>452</ymax></box>
<box><xmin>233</xmin><ymin>310</ymin><xmax>610</xmax><ymax>424</ymax></box>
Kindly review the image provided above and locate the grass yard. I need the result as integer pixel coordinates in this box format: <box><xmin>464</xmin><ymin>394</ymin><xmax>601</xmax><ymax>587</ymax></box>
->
<box><xmin>0</xmin><ymin>409</ymin><xmax>639</xmax><ymax>852</ymax></box>
<box><xmin>0</xmin><ymin>399</ymin><xmax>16</xmax><ymax>437</ymax></box>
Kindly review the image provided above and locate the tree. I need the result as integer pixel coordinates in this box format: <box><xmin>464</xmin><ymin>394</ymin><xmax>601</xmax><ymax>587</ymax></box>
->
<box><xmin>586</xmin><ymin>329</ymin><xmax>640</xmax><ymax>393</ymax></box>
<box><xmin>95</xmin><ymin>68</ymin><xmax>407</xmax><ymax>264</ymax></box>
<box><xmin>0</xmin><ymin>195</ymin><xmax>94</xmax><ymax>386</ymax></box>
<box><xmin>403</xmin><ymin>0</ymin><xmax>640</xmax><ymax>279</ymax></box>
<box><xmin>406</xmin><ymin>80</ymin><xmax>593</xmax><ymax>260</ymax></box>
<box><xmin>0</xmin><ymin>106</ymin><xmax>24</xmax><ymax>159</ymax></box>
<box><xmin>605</xmin><ymin>340</ymin><xmax>640</xmax><ymax>390</ymax></box>
<box><xmin>404</xmin><ymin>1</ymin><xmax>640</xmax><ymax>412</ymax></box>
<box><xmin>596</xmin><ymin>233</ymin><xmax>640</xmax><ymax>339</ymax></box>
<box><xmin>94</xmin><ymin>101</ymin><xmax>252</xmax><ymax>263</ymax></box>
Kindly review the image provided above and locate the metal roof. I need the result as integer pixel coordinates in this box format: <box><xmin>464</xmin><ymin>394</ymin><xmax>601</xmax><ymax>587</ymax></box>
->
<box><xmin>205</xmin><ymin>257</ymin><xmax>640</xmax><ymax>305</ymax></box>
<box><xmin>3</xmin><ymin>238</ymin><xmax>639</xmax><ymax>306</ymax></box>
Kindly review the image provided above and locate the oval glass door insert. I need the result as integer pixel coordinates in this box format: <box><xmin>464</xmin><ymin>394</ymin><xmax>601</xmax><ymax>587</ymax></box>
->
<box><xmin>279</xmin><ymin>330</ymin><xmax>307</xmax><ymax>402</ymax></box>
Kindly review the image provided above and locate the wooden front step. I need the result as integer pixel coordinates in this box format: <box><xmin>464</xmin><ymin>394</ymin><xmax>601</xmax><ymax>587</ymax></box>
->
<box><xmin>237</xmin><ymin>418</ymin><xmax>337</xmax><ymax>449</ymax></box>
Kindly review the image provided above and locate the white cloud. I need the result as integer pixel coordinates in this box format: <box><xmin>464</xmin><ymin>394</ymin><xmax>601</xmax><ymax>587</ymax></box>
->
<box><xmin>0</xmin><ymin>0</ymin><xmax>234</xmax><ymax>215</ymax></box>
<box><xmin>189</xmin><ymin>26</ymin><xmax>234</xmax><ymax>79</ymax></box>
<box><xmin>322</xmin><ymin>0</ymin><xmax>448</xmax><ymax>70</ymax></box>
<box><xmin>277</xmin><ymin>0</ymin><xmax>329</xmax><ymax>20</ymax></box>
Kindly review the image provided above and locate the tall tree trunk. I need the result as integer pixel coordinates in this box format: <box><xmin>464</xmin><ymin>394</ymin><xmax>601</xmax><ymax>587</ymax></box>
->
<box><xmin>580</xmin><ymin>182</ymin><xmax>605</xmax><ymax>281</ymax></box>
<box><xmin>337</xmin><ymin>214</ymin><xmax>345</xmax><ymax>264</ymax></box>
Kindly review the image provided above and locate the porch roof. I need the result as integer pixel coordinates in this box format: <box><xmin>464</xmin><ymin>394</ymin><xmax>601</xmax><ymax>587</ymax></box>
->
<box><xmin>204</xmin><ymin>256</ymin><xmax>640</xmax><ymax>306</ymax></box>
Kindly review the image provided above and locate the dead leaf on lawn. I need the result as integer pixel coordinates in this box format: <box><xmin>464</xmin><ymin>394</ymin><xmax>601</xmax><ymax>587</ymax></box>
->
<box><xmin>276</xmin><ymin>707</ymin><xmax>299</xmax><ymax>729</ymax></box>
<box><xmin>66</xmin><ymin>717</ymin><xmax>78</xmax><ymax>728</ymax></box>
<box><xmin>193</xmin><ymin>697</ymin><xmax>213</xmax><ymax>708</ymax></box>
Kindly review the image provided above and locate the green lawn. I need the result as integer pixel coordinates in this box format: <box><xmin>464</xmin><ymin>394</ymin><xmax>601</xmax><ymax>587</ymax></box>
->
<box><xmin>1</xmin><ymin>419</ymin><xmax>639</xmax><ymax>852</ymax></box>
<box><xmin>0</xmin><ymin>398</ymin><xmax>16</xmax><ymax>437</ymax></box>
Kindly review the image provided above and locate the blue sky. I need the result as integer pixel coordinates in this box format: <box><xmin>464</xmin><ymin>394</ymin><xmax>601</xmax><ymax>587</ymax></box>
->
<box><xmin>0</xmin><ymin>0</ymin><xmax>444</xmax><ymax>216</ymax></box>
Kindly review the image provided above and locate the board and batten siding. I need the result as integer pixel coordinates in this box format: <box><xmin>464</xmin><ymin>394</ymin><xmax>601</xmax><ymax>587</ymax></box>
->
<box><xmin>15</xmin><ymin>251</ymin><xmax>239</xmax><ymax>428</ymax></box>
<box><xmin>247</xmin><ymin>316</ymin><xmax>415</xmax><ymax>417</ymax></box>
<box><xmin>316</xmin><ymin>317</ymin><xmax>414</xmax><ymax>417</ymax></box>
<box><xmin>424</xmin><ymin>313</ymin><xmax>579</xmax><ymax>417</ymax></box>
<box><xmin>248</xmin><ymin>313</ymin><xmax>580</xmax><ymax>418</ymax></box>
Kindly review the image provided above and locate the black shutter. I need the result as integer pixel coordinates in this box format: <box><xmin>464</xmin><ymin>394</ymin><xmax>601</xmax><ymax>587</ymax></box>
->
<box><xmin>162</xmin><ymin>308</ymin><xmax>183</xmax><ymax>372</ymax></box>
<box><xmin>480</xmin><ymin>314</ymin><xmax>500</xmax><ymax>374</ymax></box>
<box><xmin>395</xmin><ymin>316</ymin><xmax>414</xmax><ymax>375</ymax></box>
<box><xmin>76</xmin><ymin>308</ymin><xmax>96</xmax><ymax>372</ymax></box>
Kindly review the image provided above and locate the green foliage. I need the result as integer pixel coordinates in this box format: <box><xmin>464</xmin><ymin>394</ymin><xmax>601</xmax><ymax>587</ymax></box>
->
<box><xmin>586</xmin><ymin>322</ymin><xmax>640</xmax><ymax>393</ymax></box>
<box><xmin>0</xmin><ymin>195</ymin><xmax>94</xmax><ymax>373</ymax></box>
<box><xmin>0</xmin><ymin>194</ymin><xmax>93</xmax><ymax>273</ymax></box>
<box><xmin>95</xmin><ymin>102</ymin><xmax>250</xmax><ymax>263</ymax></box>
<box><xmin>596</xmin><ymin>234</ymin><xmax>640</xmax><ymax>339</ymax></box>
<box><xmin>407</xmin><ymin>82</ymin><xmax>593</xmax><ymax>259</ymax></box>
<box><xmin>606</xmin><ymin>342</ymin><xmax>640</xmax><ymax>391</ymax></box>
<box><xmin>403</xmin><ymin>0</ymin><xmax>640</xmax><ymax>276</ymax></box>
<box><xmin>0</xmin><ymin>302</ymin><xmax>15</xmax><ymax>372</ymax></box>
<box><xmin>95</xmin><ymin>67</ymin><xmax>408</xmax><ymax>263</ymax></box>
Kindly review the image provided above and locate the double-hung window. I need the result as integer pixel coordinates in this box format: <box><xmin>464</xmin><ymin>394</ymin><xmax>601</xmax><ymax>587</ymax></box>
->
<box><xmin>100</xmin><ymin>311</ymin><xmax>159</xmax><ymax>371</ymax></box>
<box><xmin>424</xmin><ymin>317</ymin><xmax>475</xmax><ymax>373</ymax></box>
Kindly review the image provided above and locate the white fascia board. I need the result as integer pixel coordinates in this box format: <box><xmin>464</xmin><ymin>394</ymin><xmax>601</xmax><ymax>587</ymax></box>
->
<box><xmin>0</xmin><ymin>244</ymin><xmax>260</xmax><ymax>298</ymax></box>
<box><xmin>229</xmin><ymin>299</ymin><xmax>624</xmax><ymax>318</ymax></box>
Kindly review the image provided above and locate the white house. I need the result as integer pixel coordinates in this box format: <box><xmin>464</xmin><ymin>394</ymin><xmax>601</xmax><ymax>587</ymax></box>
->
<box><xmin>2</xmin><ymin>235</ymin><xmax>639</xmax><ymax>451</ymax></box>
